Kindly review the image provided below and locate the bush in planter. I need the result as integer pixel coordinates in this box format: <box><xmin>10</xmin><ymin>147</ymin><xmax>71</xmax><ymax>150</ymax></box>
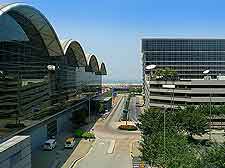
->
<box><xmin>118</xmin><ymin>125</ymin><xmax>138</xmax><ymax>131</ymax></box>
<box><xmin>74</xmin><ymin>129</ymin><xmax>85</xmax><ymax>138</ymax></box>
<box><xmin>82</xmin><ymin>132</ymin><xmax>95</xmax><ymax>139</ymax></box>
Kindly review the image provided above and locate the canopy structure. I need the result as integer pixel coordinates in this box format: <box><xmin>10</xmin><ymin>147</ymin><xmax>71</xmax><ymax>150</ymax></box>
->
<box><xmin>60</xmin><ymin>39</ymin><xmax>87</xmax><ymax>67</ymax></box>
<box><xmin>86</xmin><ymin>54</ymin><xmax>100</xmax><ymax>73</ymax></box>
<box><xmin>0</xmin><ymin>3</ymin><xmax>63</xmax><ymax>57</ymax></box>
<box><xmin>100</xmin><ymin>62</ymin><xmax>107</xmax><ymax>75</ymax></box>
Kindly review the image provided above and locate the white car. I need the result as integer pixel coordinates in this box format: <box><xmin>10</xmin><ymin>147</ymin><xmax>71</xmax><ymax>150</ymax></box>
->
<box><xmin>43</xmin><ymin>139</ymin><xmax>56</xmax><ymax>150</ymax></box>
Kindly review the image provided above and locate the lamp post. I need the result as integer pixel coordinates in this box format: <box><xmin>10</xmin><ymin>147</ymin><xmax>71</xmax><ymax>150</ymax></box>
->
<box><xmin>47</xmin><ymin>65</ymin><xmax>56</xmax><ymax>106</ymax></box>
<box><xmin>83</xmin><ymin>94</ymin><xmax>92</xmax><ymax>123</ymax></box>
<box><xmin>145</xmin><ymin>65</ymin><xmax>156</xmax><ymax>107</ymax></box>
<box><xmin>162</xmin><ymin>84</ymin><xmax>175</xmax><ymax>163</ymax></box>
<box><xmin>203</xmin><ymin>69</ymin><xmax>212</xmax><ymax>140</ymax></box>
<box><xmin>145</xmin><ymin>65</ymin><xmax>156</xmax><ymax>80</ymax></box>
<box><xmin>88</xmin><ymin>96</ymin><xmax>91</xmax><ymax>122</ymax></box>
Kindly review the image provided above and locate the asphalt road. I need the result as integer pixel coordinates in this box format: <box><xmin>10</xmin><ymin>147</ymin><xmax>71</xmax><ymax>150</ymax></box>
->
<box><xmin>129</xmin><ymin>96</ymin><xmax>141</xmax><ymax>122</ymax></box>
<box><xmin>32</xmin><ymin>130</ymin><xmax>80</xmax><ymax>168</ymax></box>
<box><xmin>75</xmin><ymin>95</ymin><xmax>140</xmax><ymax>168</ymax></box>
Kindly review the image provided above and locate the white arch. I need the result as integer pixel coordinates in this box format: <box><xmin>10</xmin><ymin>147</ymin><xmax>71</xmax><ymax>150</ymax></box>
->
<box><xmin>0</xmin><ymin>3</ymin><xmax>64</xmax><ymax>56</ymax></box>
<box><xmin>60</xmin><ymin>39</ymin><xmax>87</xmax><ymax>66</ymax></box>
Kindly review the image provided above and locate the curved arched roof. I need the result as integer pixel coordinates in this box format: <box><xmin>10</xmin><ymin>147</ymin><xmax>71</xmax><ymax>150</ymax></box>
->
<box><xmin>60</xmin><ymin>39</ymin><xmax>87</xmax><ymax>67</ymax></box>
<box><xmin>0</xmin><ymin>3</ymin><xmax>63</xmax><ymax>56</ymax></box>
<box><xmin>100</xmin><ymin>62</ymin><xmax>107</xmax><ymax>75</ymax></box>
<box><xmin>86</xmin><ymin>54</ymin><xmax>99</xmax><ymax>73</ymax></box>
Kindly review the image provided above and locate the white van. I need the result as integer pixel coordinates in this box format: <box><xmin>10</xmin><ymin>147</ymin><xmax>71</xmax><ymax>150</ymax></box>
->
<box><xmin>43</xmin><ymin>139</ymin><xmax>56</xmax><ymax>150</ymax></box>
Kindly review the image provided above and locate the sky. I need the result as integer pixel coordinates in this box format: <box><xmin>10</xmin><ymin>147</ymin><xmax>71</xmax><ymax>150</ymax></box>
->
<box><xmin>3</xmin><ymin>0</ymin><xmax>225</xmax><ymax>83</ymax></box>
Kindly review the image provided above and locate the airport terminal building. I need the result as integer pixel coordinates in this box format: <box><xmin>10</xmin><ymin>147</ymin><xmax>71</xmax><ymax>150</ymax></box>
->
<box><xmin>0</xmin><ymin>3</ymin><xmax>107</xmax><ymax>117</ymax></box>
<box><xmin>142</xmin><ymin>38</ymin><xmax>225</xmax><ymax>108</ymax></box>
<box><xmin>0</xmin><ymin>3</ymin><xmax>108</xmax><ymax>168</ymax></box>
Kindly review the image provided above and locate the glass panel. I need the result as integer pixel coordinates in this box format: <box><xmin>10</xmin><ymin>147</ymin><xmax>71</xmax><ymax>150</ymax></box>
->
<box><xmin>0</xmin><ymin>13</ymin><xmax>29</xmax><ymax>42</ymax></box>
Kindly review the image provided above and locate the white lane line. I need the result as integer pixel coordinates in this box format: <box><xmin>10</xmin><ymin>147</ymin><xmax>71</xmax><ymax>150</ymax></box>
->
<box><xmin>107</xmin><ymin>140</ymin><xmax>116</xmax><ymax>154</ymax></box>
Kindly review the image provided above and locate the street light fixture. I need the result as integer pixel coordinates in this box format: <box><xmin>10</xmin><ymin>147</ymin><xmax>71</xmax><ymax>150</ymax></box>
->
<box><xmin>145</xmin><ymin>65</ymin><xmax>156</xmax><ymax>80</ymax></box>
<box><xmin>162</xmin><ymin>84</ymin><xmax>175</xmax><ymax>163</ymax></box>
<box><xmin>145</xmin><ymin>64</ymin><xmax>156</xmax><ymax>70</ymax></box>
<box><xmin>0</xmin><ymin>70</ymin><xmax>4</xmax><ymax>78</ymax></box>
<box><xmin>203</xmin><ymin>69</ymin><xmax>210</xmax><ymax>74</ymax></box>
<box><xmin>203</xmin><ymin>69</ymin><xmax>212</xmax><ymax>141</ymax></box>
<box><xmin>83</xmin><ymin>93</ymin><xmax>93</xmax><ymax>123</ymax></box>
<box><xmin>145</xmin><ymin>65</ymin><xmax>156</xmax><ymax>107</ymax></box>
<box><xmin>47</xmin><ymin>65</ymin><xmax>56</xmax><ymax>71</ymax></box>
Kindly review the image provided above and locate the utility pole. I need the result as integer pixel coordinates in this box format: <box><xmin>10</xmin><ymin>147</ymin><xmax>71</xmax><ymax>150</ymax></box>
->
<box><xmin>209</xmin><ymin>86</ymin><xmax>212</xmax><ymax>140</ymax></box>
<box><xmin>88</xmin><ymin>96</ymin><xmax>91</xmax><ymax>122</ymax></box>
<box><xmin>163</xmin><ymin>107</ymin><xmax>166</xmax><ymax>163</ymax></box>
<box><xmin>203</xmin><ymin>69</ymin><xmax>212</xmax><ymax>141</ymax></box>
<box><xmin>17</xmin><ymin>72</ymin><xmax>22</xmax><ymax>125</ymax></box>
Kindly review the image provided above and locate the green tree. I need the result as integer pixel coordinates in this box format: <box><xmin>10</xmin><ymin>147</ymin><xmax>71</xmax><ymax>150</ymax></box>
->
<box><xmin>139</xmin><ymin>105</ymin><xmax>225</xmax><ymax>168</ymax></box>
<box><xmin>139</xmin><ymin>107</ymin><xmax>166</xmax><ymax>136</ymax></box>
<box><xmin>175</xmin><ymin>105</ymin><xmax>208</xmax><ymax>138</ymax></box>
<box><xmin>140</xmin><ymin>131</ymin><xmax>199</xmax><ymax>168</ymax></box>
<box><xmin>153</xmin><ymin>68</ymin><xmax>177</xmax><ymax>80</ymax></box>
<box><xmin>198</xmin><ymin>144</ymin><xmax>225</xmax><ymax>168</ymax></box>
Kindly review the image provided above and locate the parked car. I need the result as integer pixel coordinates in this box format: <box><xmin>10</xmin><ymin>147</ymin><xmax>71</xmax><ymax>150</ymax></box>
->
<box><xmin>64</xmin><ymin>137</ymin><xmax>75</xmax><ymax>148</ymax></box>
<box><xmin>43</xmin><ymin>139</ymin><xmax>56</xmax><ymax>150</ymax></box>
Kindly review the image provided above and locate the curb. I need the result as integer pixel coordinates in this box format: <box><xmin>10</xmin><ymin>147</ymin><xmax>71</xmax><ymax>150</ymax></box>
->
<box><xmin>107</xmin><ymin>96</ymin><xmax>124</xmax><ymax>120</ymax></box>
<box><xmin>69</xmin><ymin>140</ymin><xmax>96</xmax><ymax>168</ymax></box>
<box><xmin>129</xmin><ymin>140</ymin><xmax>135</xmax><ymax>158</ymax></box>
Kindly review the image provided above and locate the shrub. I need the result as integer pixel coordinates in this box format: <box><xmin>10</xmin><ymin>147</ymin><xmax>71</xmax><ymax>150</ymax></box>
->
<box><xmin>82</xmin><ymin>131</ymin><xmax>95</xmax><ymax>139</ymax></box>
<box><xmin>74</xmin><ymin>129</ymin><xmax>85</xmax><ymax>138</ymax></box>
<box><xmin>118</xmin><ymin>125</ymin><xmax>138</xmax><ymax>131</ymax></box>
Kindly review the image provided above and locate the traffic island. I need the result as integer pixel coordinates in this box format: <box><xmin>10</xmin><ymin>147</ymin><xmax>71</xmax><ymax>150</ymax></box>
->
<box><xmin>118</xmin><ymin>124</ymin><xmax>138</xmax><ymax>131</ymax></box>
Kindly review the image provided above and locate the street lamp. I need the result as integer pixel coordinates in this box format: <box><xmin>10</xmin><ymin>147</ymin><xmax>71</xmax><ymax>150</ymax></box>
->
<box><xmin>83</xmin><ymin>94</ymin><xmax>92</xmax><ymax>123</ymax></box>
<box><xmin>162</xmin><ymin>84</ymin><xmax>175</xmax><ymax>163</ymax></box>
<box><xmin>146</xmin><ymin>64</ymin><xmax>156</xmax><ymax>70</ymax></box>
<box><xmin>88</xmin><ymin>96</ymin><xmax>91</xmax><ymax>122</ymax></box>
<box><xmin>203</xmin><ymin>69</ymin><xmax>210</xmax><ymax>75</ymax></box>
<box><xmin>145</xmin><ymin>65</ymin><xmax>156</xmax><ymax>107</ymax></box>
<box><xmin>203</xmin><ymin>69</ymin><xmax>212</xmax><ymax>140</ymax></box>
<box><xmin>47</xmin><ymin>65</ymin><xmax>56</xmax><ymax>71</ymax></box>
<box><xmin>0</xmin><ymin>70</ymin><xmax>4</xmax><ymax>78</ymax></box>
<box><xmin>145</xmin><ymin>65</ymin><xmax>156</xmax><ymax>81</ymax></box>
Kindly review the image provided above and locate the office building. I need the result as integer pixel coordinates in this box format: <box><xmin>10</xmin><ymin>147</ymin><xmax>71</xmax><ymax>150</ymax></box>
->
<box><xmin>142</xmin><ymin>38</ymin><xmax>225</xmax><ymax>108</ymax></box>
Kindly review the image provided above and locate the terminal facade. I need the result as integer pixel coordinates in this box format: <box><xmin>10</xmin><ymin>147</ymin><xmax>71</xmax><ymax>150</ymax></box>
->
<box><xmin>0</xmin><ymin>3</ymin><xmax>108</xmax><ymax>168</ymax></box>
<box><xmin>142</xmin><ymin>38</ymin><xmax>225</xmax><ymax>108</ymax></box>
<box><xmin>0</xmin><ymin>3</ymin><xmax>107</xmax><ymax>117</ymax></box>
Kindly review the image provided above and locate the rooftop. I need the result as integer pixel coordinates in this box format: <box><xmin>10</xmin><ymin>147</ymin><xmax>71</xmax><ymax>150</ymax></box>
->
<box><xmin>0</xmin><ymin>135</ymin><xmax>29</xmax><ymax>152</ymax></box>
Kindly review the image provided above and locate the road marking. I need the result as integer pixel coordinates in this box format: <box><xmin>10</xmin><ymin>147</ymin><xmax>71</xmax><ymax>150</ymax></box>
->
<box><xmin>69</xmin><ymin>140</ymin><xmax>96</xmax><ymax>168</ymax></box>
<box><xmin>107</xmin><ymin>140</ymin><xmax>116</xmax><ymax>154</ymax></box>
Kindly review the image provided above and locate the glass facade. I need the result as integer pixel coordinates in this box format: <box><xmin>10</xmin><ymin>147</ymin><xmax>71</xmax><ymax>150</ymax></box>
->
<box><xmin>0</xmin><ymin>3</ymin><xmax>107</xmax><ymax>117</ymax></box>
<box><xmin>142</xmin><ymin>38</ymin><xmax>225</xmax><ymax>79</ymax></box>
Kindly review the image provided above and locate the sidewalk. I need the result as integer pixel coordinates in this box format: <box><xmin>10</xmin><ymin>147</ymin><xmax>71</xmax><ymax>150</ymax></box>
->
<box><xmin>131</xmin><ymin>140</ymin><xmax>141</xmax><ymax>158</ymax></box>
<box><xmin>61</xmin><ymin>139</ymin><xmax>94</xmax><ymax>168</ymax></box>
